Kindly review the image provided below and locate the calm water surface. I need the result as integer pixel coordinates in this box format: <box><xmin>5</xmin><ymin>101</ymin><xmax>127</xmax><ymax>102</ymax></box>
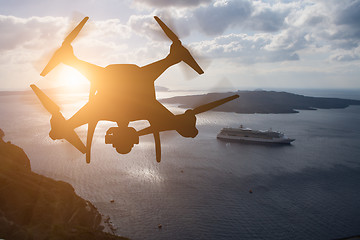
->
<box><xmin>1</xmin><ymin>89</ymin><xmax>360</xmax><ymax>240</ymax></box>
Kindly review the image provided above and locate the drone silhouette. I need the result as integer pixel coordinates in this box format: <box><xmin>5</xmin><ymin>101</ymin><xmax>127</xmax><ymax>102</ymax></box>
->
<box><xmin>31</xmin><ymin>16</ymin><xmax>239</xmax><ymax>163</ymax></box>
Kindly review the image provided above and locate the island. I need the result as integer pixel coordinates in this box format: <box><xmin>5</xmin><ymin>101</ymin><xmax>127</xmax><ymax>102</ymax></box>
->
<box><xmin>0</xmin><ymin>129</ymin><xmax>127</xmax><ymax>240</ymax></box>
<box><xmin>160</xmin><ymin>90</ymin><xmax>360</xmax><ymax>113</ymax></box>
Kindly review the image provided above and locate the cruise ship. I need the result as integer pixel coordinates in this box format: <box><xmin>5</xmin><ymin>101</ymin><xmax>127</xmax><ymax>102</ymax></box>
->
<box><xmin>217</xmin><ymin>125</ymin><xmax>295</xmax><ymax>144</ymax></box>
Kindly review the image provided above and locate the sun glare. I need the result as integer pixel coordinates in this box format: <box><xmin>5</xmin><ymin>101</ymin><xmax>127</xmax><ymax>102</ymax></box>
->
<box><xmin>57</xmin><ymin>67</ymin><xmax>89</xmax><ymax>91</ymax></box>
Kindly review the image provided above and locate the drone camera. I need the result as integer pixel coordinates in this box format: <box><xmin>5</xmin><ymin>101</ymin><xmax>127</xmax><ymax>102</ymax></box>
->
<box><xmin>105</xmin><ymin>127</ymin><xmax>139</xmax><ymax>154</ymax></box>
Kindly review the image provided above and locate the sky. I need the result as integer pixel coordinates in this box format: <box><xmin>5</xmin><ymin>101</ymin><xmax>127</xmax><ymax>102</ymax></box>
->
<box><xmin>0</xmin><ymin>0</ymin><xmax>360</xmax><ymax>91</ymax></box>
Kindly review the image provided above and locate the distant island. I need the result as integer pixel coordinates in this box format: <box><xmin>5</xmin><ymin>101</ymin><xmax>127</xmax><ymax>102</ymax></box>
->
<box><xmin>0</xmin><ymin>129</ymin><xmax>127</xmax><ymax>240</ymax></box>
<box><xmin>160</xmin><ymin>90</ymin><xmax>360</xmax><ymax>114</ymax></box>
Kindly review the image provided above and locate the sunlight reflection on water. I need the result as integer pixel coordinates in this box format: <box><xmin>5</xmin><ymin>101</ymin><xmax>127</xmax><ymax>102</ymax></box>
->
<box><xmin>128</xmin><ymin>167</ymin><xmax>164</xmax><ymax>183</ymax></box>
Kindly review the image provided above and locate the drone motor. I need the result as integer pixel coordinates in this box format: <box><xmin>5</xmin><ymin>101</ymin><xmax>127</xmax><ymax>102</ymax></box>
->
<box><xmin>105</xmin><ymin>127</ymin><xmax>139</xmax><ymax>154</ymax></box>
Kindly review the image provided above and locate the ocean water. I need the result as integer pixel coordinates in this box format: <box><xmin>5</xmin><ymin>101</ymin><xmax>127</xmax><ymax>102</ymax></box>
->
<box><xmin>1</xmin><ymin>89</ymin><xmax>360</xmax><ymax>240</ymax></box>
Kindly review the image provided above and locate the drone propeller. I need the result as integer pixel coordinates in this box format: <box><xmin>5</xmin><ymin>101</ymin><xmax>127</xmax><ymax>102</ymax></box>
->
<box><xmin>191</xmin><ymin>94</ymin><xmax>239</xmax><ymax>115</ymax></box>
<box><xmin>154</xmin><ymin>16</ymin><xmax>179</xmax><ymax>43</ymax></box>
<box><xmin>30</xmin><ymin>84</ymin><xmax>60</xmax><ymax>115</ymax></box>
<box><xmin>154</xmin><ymin>16</ymin><xmax>204</xmax><ymax>75</ymax></box>
<box><xmin>30</xmin><ymin>84</ymin><xmax>86</xmax><ymax>154</ymax></box>
<box><xmin>40</xmin><ymin>17</ymin><xmax>89</xmax><ymax>77</ymax></box>
<box><xmin>63</xmin><ymin>16</ymin><xmax>89</xmax><ymax>45</ymax></box>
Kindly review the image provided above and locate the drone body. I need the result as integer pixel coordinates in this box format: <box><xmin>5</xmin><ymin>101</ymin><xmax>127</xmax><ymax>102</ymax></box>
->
<box><xmin>32</xmin><ymin>16</ymin><xmax>238</xmax><ymax>163</ymax></box>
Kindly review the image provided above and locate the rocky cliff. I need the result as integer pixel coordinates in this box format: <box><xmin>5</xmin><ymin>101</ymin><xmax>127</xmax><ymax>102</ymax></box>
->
<box><xmin>0</xmin><ymin>129</ymin><xmax>127</xmax><ymax>240</ymax></box>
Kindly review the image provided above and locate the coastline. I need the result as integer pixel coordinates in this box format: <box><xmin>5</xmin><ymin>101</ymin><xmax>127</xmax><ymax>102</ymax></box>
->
<box><xmin>160</xmin><ymin>90</ymin><xmax>360</xmax><ymax>114</ymax></box>
<box><xmin>0</xmin><ymin>130</ymin><xmax>128</xmax><ymax>240</ymax></box>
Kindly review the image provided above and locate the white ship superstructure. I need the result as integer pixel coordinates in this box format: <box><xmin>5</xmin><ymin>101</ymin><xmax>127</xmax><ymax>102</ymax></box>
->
<box><xmin>217</xmin><ymin>125</ymin><xmax>295</xmax><ymax>144</ymax></box>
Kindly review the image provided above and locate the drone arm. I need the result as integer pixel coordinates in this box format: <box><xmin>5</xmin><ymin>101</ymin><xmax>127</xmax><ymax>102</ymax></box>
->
<box><xmin>61</xmin><ymin>51</ymin><xmax>105</xmax><ymax>84</ymax></box>
<box><xmin>89</xmin><ymin>81</ymin><xmax>97</xmax><ymax>100</ymax></box>
<box><xmin>138</xmin><ymin>95</ymin><xmax>240</xmax><ymax>137</ymax></box>
<box><xmin>67</xmin><ymin>102</ymin><xmax>94</xmax><ymax>130</ymax></box>
<box><xmin>138</xmin><ymin>100</ymin><xmax>177</xmax><ymax>137</ymax></box>
<box><xmin>140</xmin><ymin>57</ymin><xmax>178</xmax><ymax>82</ymax></box>
<box><xmin>137</xmin><ymin>120</ymin><xmax>177</xmax><ymax>137</ymax></box>
<box><xmin>138</xmin><ymin>126</ymin><xmax>157</xmax><ymax>136</ymax></box>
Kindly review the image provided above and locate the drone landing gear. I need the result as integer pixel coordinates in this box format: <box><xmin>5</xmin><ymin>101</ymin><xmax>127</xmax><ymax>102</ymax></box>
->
<box><xmin>105</xmin><ymin>127</ymin><xmax>139</xmax><ymax>154</ymax></box>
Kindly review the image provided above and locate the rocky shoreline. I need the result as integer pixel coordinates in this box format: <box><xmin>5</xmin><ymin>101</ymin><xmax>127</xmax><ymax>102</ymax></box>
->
<box><xmin>0</xmin><ymin>129</ymin><xmax>127</xmax><ymax>240</ymax></box>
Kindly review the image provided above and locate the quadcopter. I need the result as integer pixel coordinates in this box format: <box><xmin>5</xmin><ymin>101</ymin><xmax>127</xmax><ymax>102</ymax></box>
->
<box><xmin>31</xmin><ymin>16</ymin><xmax>238</xmax><ymax>163</ymax></box>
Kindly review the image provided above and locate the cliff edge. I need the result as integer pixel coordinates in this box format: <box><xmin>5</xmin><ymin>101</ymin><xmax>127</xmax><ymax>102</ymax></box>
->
<box><xmin>0</xmin><ymin>129</ymin><xmax>127</xmax><ymax>240</ymax></box>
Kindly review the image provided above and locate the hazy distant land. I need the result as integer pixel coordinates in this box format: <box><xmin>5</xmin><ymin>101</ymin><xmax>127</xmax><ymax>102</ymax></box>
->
<box><xmin>160</xmin><ymin>90</ymin><xmax>360</xmax><ymax>113</ymax></box>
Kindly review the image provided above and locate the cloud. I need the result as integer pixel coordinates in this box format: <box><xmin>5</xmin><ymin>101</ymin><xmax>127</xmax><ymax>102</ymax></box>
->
<box><xmin>108</xmin><ymin>0</ymin><xmax>360</xmax><ymax>65</ymax></box>
<box><xmin>303</xmin><ymin>0</ymin><xmax>360</xmax><ymax>50</ymax></box>
<box><xmin>193</xmin><ymin>0</ymin><xmax>360</xmax><ymax>55</ymax></box>
<box><xmin>329</xmin><ymin>0</ymin><xmax>360</xmax><ymax>51</ymax></box>
<box><xmin>74</xmin><ymin>18</ymin><xmax>132</xmax><ymax>64</ymax></box>
<box><xmin>128</xmin><ymin>1</ymin><xmax>292</xmax><ymax>38</ymax></box>
<box><xmin>331</xmin><ymin>54</ymin><xmax>360</xmax><ymax>62</ymax></box>
<box><xmin>0</xmin><ymin>15</ymin><xmax>66</xmax><ymax>52</ymax></box>
<box><xmin>127</xmin><ymin>10</ymin><xmax>193</xmax><ymax>44</ymax></box>
<box><xmin>265</xmin><ymin>28</ymin><xmax>309</xmax><ymax>53</ymax></box>
<box><xmin>193</xmin><ymin>0</ymin><xmax>253</xmax><ymax>35</ymax></box>
<box><xmin>191</xmin><ymin>33</ymin><xmax>299</xmax><ymax>64</ymax></box>
<box><xmin>133</xmin><ymin>0</ymin><xmax>212</xmax><ymax>8</ymax></box>
<box><xmin>128</xmin><ymin>14</ymin><xmax>166</xmax><ymax>41</ymax></box>
<box><xmin>0</xmin><ymin>15</ymin><xmax>136</xmax><ymax>89</ymax></box>
<box><xmin>330</xmin><ymin>46</ymin><xmax>360</xmax><ymax>62</ymax></box>
<box><xmin>0</xmin><ymin>15</ymin><xmax>133</xmax><ymax>66</ymax></box>
<box><xmin>244</xmin><ymin>1</ymin><xmax>291</xmax><ymax>32</ymax></box>
<box><xmin>135</xmin><ymin>0</ymin><xmax>293</xmax><ymax>36</ymax></box>
<box><xmin>335</xmin><ymin>0</ymin><xmax>360</xmax><ymax>29</ymax></box>
<box><xmin>2</xmin><ymin>1</ymin><xmax>360</xmax><ymax>90</ymax></box>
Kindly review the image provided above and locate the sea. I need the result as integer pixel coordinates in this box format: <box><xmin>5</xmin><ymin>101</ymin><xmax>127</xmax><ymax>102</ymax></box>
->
<box><xmin>1</xmin><ymin>88</ymin><xmax>360</xmax><ymax>240</ymax></box>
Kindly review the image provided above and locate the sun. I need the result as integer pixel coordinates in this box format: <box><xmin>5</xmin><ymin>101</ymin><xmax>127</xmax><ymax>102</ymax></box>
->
<box><xmin>57</xmin><ymin>67</ymin><xmax>89</xmax><ymax>90</ymax></box>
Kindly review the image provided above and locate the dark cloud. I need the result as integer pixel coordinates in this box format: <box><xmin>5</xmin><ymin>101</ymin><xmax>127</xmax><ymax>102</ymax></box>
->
<box><xmin>317</xmin><ymin>0</ymin><xmax>360</xmax><ymax>49</ymax></box>
<box><xmin>335</xmin><ymin>0</ymin><xmax>360</xmax><ymax>28</ymax></box>
<box><xmin>329</xmin><ymin>38</ymin><xmax>359</xmax><ymax>50</ymax></box>
<box><xmin>189</xmin><ymin>0</ymin><xmax>292</xmax><ymax>36</ymax></box>
<box><xmin>131</xmin><ymin>0</ymin><xmax>291</xmax><ymax>36</ymax></box>
<box><xmin>194</xmin><ymin>1</ymin><xmax>253</xmax><ymax>35</ymax></box>
<box><xmin>54</xmin><ymin>1</ymin><xmax>360</xmax><ymax>65</ymax></box>
<box><xmin>246</xmin><ymin>7</ymin><xmax>288</xmax><ymax>32</ymax></box>
<box><xmin>305</xmin><ymin>15</ymin><xmax>324</xmax><ymax>26</ymax></box>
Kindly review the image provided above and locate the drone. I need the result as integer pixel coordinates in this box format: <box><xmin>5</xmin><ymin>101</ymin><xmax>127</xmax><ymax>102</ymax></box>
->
<box><xmin>31</xmin><ymin>16</ymin><xmax>239</xmax><ymax>163</ymax></box>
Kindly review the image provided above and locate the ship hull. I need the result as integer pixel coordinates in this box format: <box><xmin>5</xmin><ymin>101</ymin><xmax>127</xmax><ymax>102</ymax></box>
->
<box><xmin>217</xmin><ymin>134</ymin><xmax>295</xmax><ymax>144</ymax></box>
